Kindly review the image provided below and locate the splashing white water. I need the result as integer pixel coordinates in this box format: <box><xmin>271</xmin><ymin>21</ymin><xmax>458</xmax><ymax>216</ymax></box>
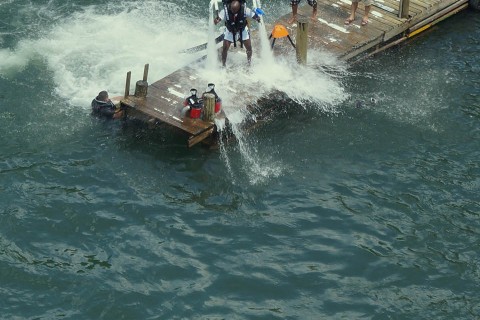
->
<box><xmin>0</xmin><ymin>0</ymin><xmax>347</xmax><ymax>109</ymax></box>
<box><xmin>206</xmin><ymin>0</ymin><xmax>222</xmax><ymax>70</ymax></box>
<box><xmin>191</xmin><ymin>0</ymin><xmax>348</xmax><ymax>184</ymax></box>
<box><xmin>0</xmin><ymin>0</ymin><xmax>348</xmax><ymax>184</ymax></box>
<box><xmin>0</xmin><ymin>1</ymin><xmax>211</xmax><ymax>105</ymax></box>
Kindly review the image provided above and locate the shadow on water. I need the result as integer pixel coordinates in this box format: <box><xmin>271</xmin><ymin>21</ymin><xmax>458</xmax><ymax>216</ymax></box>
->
<box><xmin>116</xmin><ymin>119</ymin><xmax>196</xmax><ymax>153</ymax></box>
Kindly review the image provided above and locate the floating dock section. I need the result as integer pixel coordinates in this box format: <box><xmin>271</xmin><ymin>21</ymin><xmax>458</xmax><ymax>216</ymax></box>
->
<box><xmin>120</xmin><ymin>62</ymin><xmax>226</xmax><ymax>148</ymax></box>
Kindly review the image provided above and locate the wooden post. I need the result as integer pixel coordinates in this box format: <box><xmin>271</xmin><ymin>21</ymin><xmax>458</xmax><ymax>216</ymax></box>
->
<box><xmin>124</xmin><ymin>71</ymin><xmax>131</xmax><ymax>98</ymax></box>
<box><xmin>134</xmin><ymin>64</ymin><xmax>149</xmax><ymax>98</ymax></box>
<box><xmin>143</xmin><ymin>63</ymin><xmax>149</xmax><ymax>82</ymax></box>
<box><xmin>202</xmin><ymin>93</ymin><xmax>215</xmax><ymax>122</ymax></box>
<box><xmin>134</xmin><ymin>80</ymin><xmax>148</xmax><ymax>98</ymax></box>
<box><xmin>296</xmin><ymin>18</ymin><xmax>309</xmax><ymax>65</ymax></box>
<box><xmin>399</xmin><ymin>0</ymin><xmax>410</xmax><ymax>18</ymax></box>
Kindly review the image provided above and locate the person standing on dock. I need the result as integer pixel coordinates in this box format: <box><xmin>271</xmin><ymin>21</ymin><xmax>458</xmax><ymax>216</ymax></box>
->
<box><xmin>288</xmin><ymin>0</ymin><xmax>317</xmax><ymax>24</ymax></box>
<box><xmin>214</xmin><ymin>0</ymin><xmax>261</xmax><ymax>67</ymax></box>
<box><xmin>344</xmin><ymin>0</ymin><xmax>371</xmax><ymax>26</ymax></box>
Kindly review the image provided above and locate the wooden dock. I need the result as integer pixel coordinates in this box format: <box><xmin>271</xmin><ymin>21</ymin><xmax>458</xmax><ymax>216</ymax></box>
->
<box><xmin>119</xmin><ymin>0</ymin><xmax>470</xmax><ymax>147</ymax></box>
<box><xmin>276</xmin><ymin>0</ymin><xmax>469</xmax><ymax>61</ymax></box>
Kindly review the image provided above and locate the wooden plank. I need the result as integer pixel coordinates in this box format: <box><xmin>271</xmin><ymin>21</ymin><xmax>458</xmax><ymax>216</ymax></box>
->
<box><xmin>408</xmin><ymin>0</ymin><xmax>468</xmax><ymax>26</ymax></box>
<box><xmin>325</xmin><ymin>0</ymin><xmax>401</xmax><ymax>28</ymax></box>
<box><xmin>377</xmin><ymin>0</ymin><xmax>423</xmax><ymax>14</ymax></box>
<box><xmin>188</xmin><ymin>127</ymin><xmax>215</xmax><ymax>148</ymax></box>
<box><xmin>122</xmin><ymin>95</ymin><xmax>215</xmax><ymax>136</ymax></box>
<box><xmin>409</xmin><ymin>0</ymin><xmax>431</xmax><ymax>10</ymax></box>
<box><xmin>408</xmin><ymin>0</ymin><xmax>468</xmax><ymax>32</ymax></box>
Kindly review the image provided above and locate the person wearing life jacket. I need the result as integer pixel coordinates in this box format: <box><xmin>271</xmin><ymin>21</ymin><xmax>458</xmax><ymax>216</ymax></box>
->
<box><xmin>214</xmin><ymin>0</ymin><xmax>261</xmax><ymax>67</ymax></box>
<box><xmin>91</xmin><ymin>90</ymin><xmax>122</xmax><ymax>119</ymax></box>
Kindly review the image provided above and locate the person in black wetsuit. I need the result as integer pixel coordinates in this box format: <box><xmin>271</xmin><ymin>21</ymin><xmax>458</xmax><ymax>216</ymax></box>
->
<box><xmin>91</xmin><ymin>90</ymin><xmax>120</xmax><ymax>119</ymax></box>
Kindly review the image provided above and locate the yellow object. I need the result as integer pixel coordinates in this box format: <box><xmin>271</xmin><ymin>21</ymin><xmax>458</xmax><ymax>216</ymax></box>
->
<box><xmin>407</xmin><ymin>24</ymin><xmax>431</xmax><ymax>38</ymax></box>
<box><xmin>271</xmin><ymin>24</ymin><xmax>289</xmax><ymax>39</ymax></box>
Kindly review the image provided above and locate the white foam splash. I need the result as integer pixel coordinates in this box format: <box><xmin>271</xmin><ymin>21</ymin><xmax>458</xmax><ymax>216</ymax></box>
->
<box><xmin>0</xmin><ymin>0</ymin><xmax>349</xmax><ymax>185</ymax></box>
<box><xmin>193</xmin><ymin>12</ymin><xmax>349</xmax><ymax>184</ymax></box>
<box><xmin>0</xmin><ymin>1</ymin><xmax>210</xmax><ymax>105</ymax></box>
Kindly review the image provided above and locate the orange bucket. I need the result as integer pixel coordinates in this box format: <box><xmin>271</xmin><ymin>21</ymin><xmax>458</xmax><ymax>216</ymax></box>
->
<box><xmin>271</xmin><ymin>24</ymin><xmax>289</xmax><ymax>39</ymax></box>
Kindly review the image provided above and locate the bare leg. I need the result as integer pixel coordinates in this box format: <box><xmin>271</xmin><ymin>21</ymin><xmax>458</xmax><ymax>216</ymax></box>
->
<box><xmin>221</xmin><ymin>41</ymin><xmax>231</xmax><ymax>67</ymax></box>
<box><xmin>244</xmin><ymin>39</ymin><xmax>253</xmax><ymax>66</ymax></box>
<box><xmin>362</xmin><ymin>5</ymin><xmax>371</xmax><ymax>25</ymax></box>
<box><xmin>288</xmin><ymin>4</ymin><xmax>298</xmax><ymax>24</ymax></box>
<box><xmin>311</xmin><ymin>3</ymin><xmax>317</xmax><ymax>20</ymax></box>
<box><xmin>345</xmin><ymin>1</ymin><xmax>358</xmax><ymax>24</ymax></box>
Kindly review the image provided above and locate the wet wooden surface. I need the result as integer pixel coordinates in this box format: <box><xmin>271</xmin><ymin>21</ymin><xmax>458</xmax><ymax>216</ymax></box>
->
<box><xmin>121</xmin><ymin>56</ymin><xmax>224</xmax><ymax>144</ymax></box>
<box><xmin>270</xmin><ymin>0</ymin><xmax>468</xmax><ymax>60</ymax></box>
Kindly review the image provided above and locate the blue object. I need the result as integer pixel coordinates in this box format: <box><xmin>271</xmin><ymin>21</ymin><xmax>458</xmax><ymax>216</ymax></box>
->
<box><xmin>255</xmin><ymin>8</ymin><xmax>265</xmax><ymax>16</ymax></box>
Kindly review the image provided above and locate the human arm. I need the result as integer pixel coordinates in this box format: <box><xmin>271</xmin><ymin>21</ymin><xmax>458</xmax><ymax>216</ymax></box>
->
<box><xmin>92</xmin><ymin>99</ymin><xmax>116</xmax><ymax>118</ymax></box>
<box><xmin>245</xmin><ymin>8</ymin><xmax>261</xmax><ymax>23</ymax></box>
<box><xmin>214</xmin><ymin>9</ymin><xmax>225</xmax><ymax>25</ymax></box>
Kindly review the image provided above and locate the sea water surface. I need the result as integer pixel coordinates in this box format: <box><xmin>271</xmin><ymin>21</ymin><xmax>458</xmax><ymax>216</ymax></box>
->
<box><xmin>1</xmin><ymin>0</ymin><xmax>479</xmax><ymax>319</ymax></box>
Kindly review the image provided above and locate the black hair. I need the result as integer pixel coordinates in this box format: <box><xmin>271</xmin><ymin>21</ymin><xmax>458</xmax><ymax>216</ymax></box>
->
<box><xmin>97</xmin><ymin>91</ymin><xmax>108</xmax><ymax>101</ymax></box>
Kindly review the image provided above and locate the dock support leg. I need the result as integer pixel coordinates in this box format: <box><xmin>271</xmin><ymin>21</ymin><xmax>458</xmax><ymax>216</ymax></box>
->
<box><xmin>296</xmin><ymin>19</ymin><xmax>309</xmax><ymax>65</ymax></box>
<box><xmin>399</xmin><ymin>0</ymin><xmax>410</xmax><ymax>18</ymax></box>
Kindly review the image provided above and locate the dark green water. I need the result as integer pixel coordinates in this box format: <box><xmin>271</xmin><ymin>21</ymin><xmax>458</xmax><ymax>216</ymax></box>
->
<box><xmin>1</xmin><ymin>1</ymin><xmax>479</xmax><ymax>319</ymax></box>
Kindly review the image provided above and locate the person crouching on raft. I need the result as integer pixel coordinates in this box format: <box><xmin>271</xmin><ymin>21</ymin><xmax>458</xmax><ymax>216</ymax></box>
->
<box><xmin>214</xmin><ymin>0</ymin><xmax>261</xmax><ymax>67</ymax></box>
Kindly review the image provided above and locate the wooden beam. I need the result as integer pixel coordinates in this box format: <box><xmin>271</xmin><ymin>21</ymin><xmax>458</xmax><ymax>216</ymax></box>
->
<box><xmin>188</xmin><ymin>127</ymin><xmax>215</xmax><ymax>148</ymax></box>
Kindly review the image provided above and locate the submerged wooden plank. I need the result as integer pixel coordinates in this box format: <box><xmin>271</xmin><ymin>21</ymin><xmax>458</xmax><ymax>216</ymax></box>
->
<box><xmin>188</xmin><ymin>127</ymin><xmax>216</xmax><ymax>148</ymax></box>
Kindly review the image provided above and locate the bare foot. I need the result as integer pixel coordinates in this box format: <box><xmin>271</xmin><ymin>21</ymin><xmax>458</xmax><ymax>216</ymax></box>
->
<box><xmin>344</xmin><ymin>16</ymin><xmax>355</xmax><ymax>25</ymax></box>
<box><xmin>287</xmin><ymin>15</ymin><xmax>296</xmax><ymax>24</ymax></box>
<box><xmin>310</xmin><ymin>13</ymin><xmax>317</xmax><ymax>21</ymax></box>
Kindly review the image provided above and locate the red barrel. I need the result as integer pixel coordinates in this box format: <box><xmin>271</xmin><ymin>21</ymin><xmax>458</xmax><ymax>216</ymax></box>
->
<box><xmin>215</xmin><ymin>98</ymin><xmax>222</xmax><ymax>113</ymax></box>
<box><xmin>190</xmin><ymin>106</ymin><xmax>202</xmax><ymax>118</ymax></box>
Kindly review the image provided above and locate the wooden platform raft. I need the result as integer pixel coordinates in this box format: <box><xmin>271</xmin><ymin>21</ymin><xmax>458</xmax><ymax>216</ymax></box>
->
<box><xmin>120</xmin><ymin>62</ymin><xmax>227</xmax><ymax>148</ymax></box>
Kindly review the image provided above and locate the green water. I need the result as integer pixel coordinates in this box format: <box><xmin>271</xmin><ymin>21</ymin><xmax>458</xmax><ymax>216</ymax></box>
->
<box><xmin>1</xmin><ymin>1</ymin><xmax>479</xmax><ymax>319</ymax></box>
